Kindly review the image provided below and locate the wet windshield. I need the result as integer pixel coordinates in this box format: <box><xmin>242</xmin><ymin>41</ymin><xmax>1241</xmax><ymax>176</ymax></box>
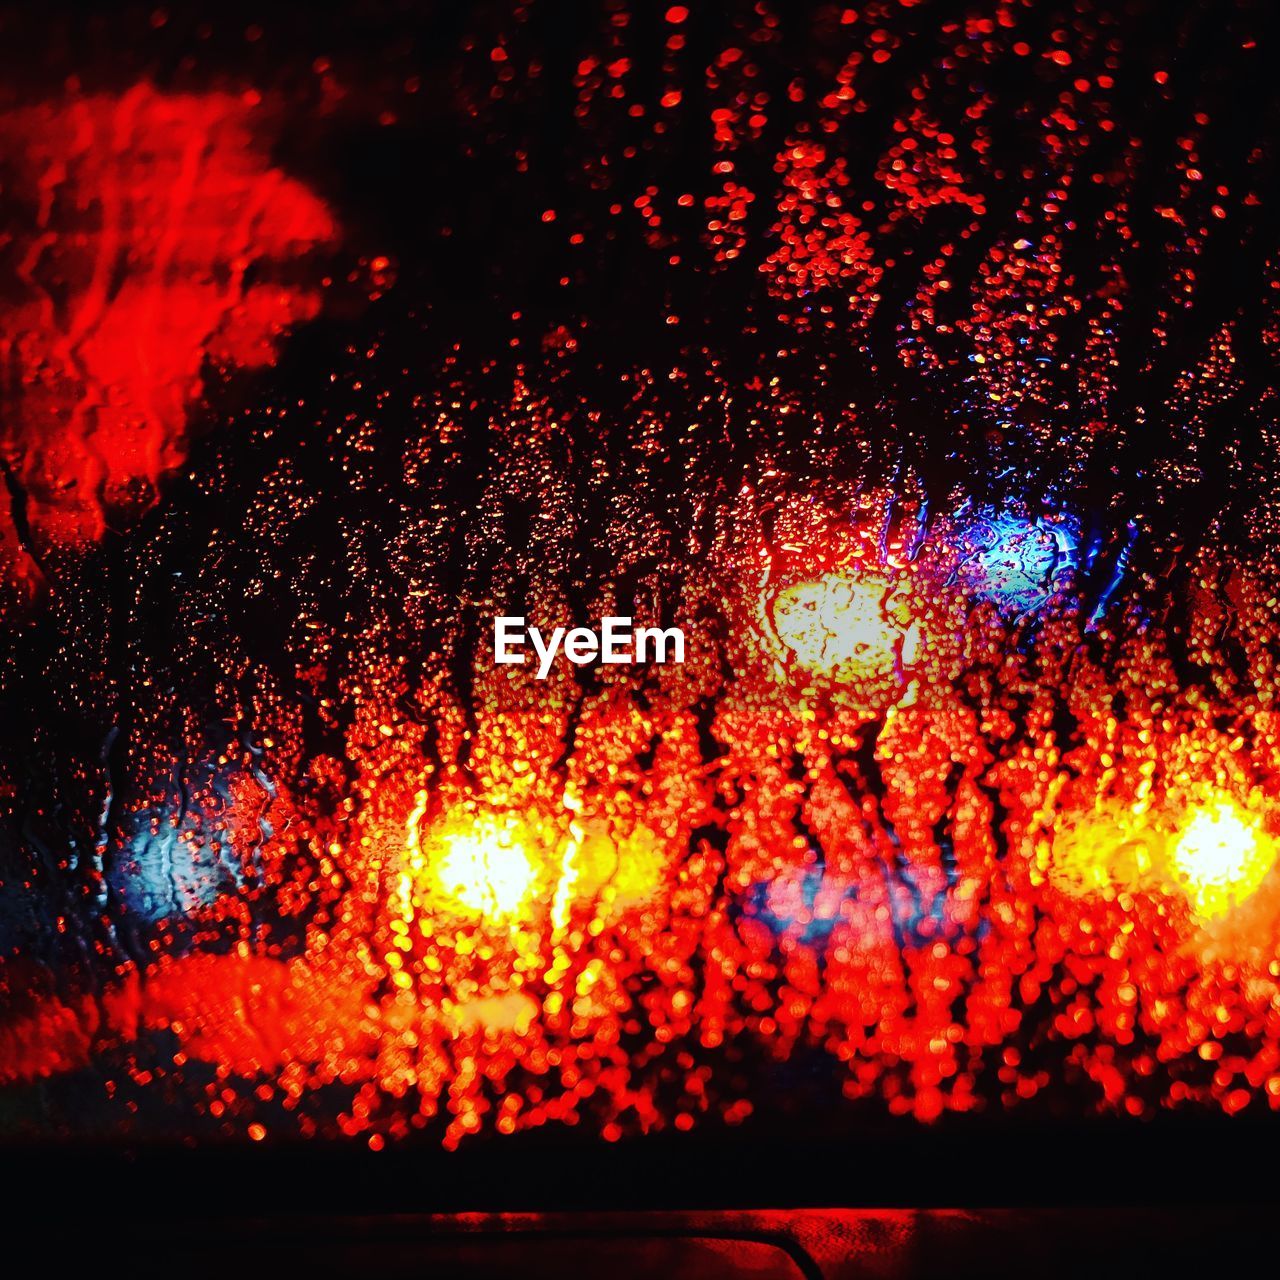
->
<box><xmin>2</xmin><ymin>0</ymin><xmax>1279</xmax><ymax>1165</ymax></box>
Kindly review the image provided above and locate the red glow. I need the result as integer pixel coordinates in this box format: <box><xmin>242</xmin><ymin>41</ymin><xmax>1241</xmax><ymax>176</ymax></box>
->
<box><xmin>0</xmin><ymin>85</ymin><xmax>335</xmax><ymax>595</ymax></box>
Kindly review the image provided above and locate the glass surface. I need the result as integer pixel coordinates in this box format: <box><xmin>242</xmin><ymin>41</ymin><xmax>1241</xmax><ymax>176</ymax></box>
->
<box><xmin>1</xmin><ymin>0</ymin><xmax>1279</xmax><ymax>1183</ymax></box>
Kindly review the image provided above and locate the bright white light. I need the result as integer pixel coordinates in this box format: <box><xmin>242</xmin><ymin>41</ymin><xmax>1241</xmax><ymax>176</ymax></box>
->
<box><xmin>1169</xmin><ymin>799</ymin><xmax>1275</xmax><ymax>920</ymax></box>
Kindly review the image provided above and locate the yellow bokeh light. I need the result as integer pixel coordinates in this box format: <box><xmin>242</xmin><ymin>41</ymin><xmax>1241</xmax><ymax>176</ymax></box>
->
<box><xmin>555</xmin><ymin>818</ymin><xmax>666</xmax><ymax>927</ymax></box>
<box><xmin>1169</xmin><ymin>799</ymin><xmax>1276</xmax><ymax>920</ymax></box>
<box><xmin>1046</xmin><ymin>825</ymin><xmax>1155</xmax><ymax>896</ymax></box>
<box><xmin>770</xmin><ymin>573</ymin><xmax>908</xmax><ymax>676</ymax></box>
<box><xmin>435</xmin><ymin>817</ymin><xmax>540</xmax><ymax>922</ymax></box>
<box><xmin>399</xmin><ymin>793</ymin><xmax>665</xmax><ymax>935</ymax></box>
<box><xmin>399</xmin><ymin>797</ymin><xmax>542</xmax><ymax>927</ymax></box>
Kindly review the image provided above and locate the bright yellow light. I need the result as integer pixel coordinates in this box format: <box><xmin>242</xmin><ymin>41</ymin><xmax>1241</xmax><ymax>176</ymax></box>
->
<box><xmin>1169</xmin><ymin>799</ymin><xmax>1275</xmax><ymax>920</ymax></box>
<box><xmin>1047</xmin><ymin>825</ymin><xmax>1155</xmax><ymax>896</ymax></box>
<box><xmin>401</xmin><ymin>794</ymin><xmax>665</xmax><ymax>936</ymax></box>
<box><xmin>436</xmin><ymin>817</ymin><xmax>539</xmax><ymax>923</ymax></box>
<box><xmin>770</xmin><ymin>573</ymin><xmax>904</xmax><ymax>675</ymax></box>
<box><xmin>571</xmin><ymin>823</ymin><xmax>665</xmax><ymax>901</ymax></box>
<box><xmin>552</xmin><ymin>801</ymin><xmax>666</xmax><ymax>933</ymax></box>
